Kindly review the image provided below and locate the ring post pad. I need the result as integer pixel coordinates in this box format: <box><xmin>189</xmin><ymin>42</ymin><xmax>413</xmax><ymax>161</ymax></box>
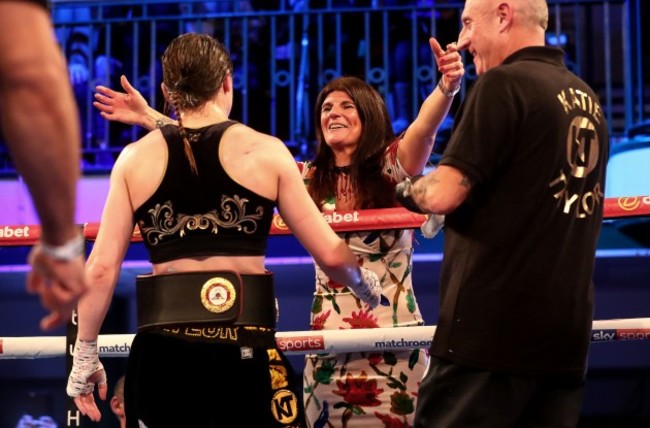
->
<box><xmin>136</xmin><ymin>270</ymin><xmax>275</xmax><ymax>331</ymax></box>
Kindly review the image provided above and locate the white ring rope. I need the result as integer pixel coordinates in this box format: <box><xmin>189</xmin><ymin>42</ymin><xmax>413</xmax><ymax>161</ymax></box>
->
<box><xmin>2</xmin><ymin>318</ymin><xmax>650</xmax><ymax>359</ymax></box>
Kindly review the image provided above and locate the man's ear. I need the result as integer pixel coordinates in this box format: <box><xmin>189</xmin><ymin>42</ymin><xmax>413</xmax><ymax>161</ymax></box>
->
<box><xmin>110</xmin><ymin>396</ymin><xmax>123</xmax><ymax>416</ymax></box>
<box><xmin>497</xmin><ymin>2</ymin><xmax>514</xmax><ymax>29</ymax></box>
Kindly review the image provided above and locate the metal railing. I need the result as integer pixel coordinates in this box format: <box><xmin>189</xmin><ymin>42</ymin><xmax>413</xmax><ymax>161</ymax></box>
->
<box><xmin>0</xmin><ymin>0</ymin><xmax>645</xmax><ymax>174</ymax></box>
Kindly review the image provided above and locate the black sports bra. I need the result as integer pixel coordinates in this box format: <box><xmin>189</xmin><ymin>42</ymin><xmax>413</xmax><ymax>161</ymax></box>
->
<box><xmin>133</xmin><ymin>121</ymin><xmax>276</xmax><ymax>263</ymax></box>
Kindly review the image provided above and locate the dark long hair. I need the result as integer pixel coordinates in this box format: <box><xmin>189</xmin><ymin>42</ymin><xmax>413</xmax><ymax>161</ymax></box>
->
<box><xmin>161</xmin><ymin>33</ymin><xmax>233</xmax><ymax>174</ymax></box>
<box><xmin>309</xmin><ymin>76</ymin><xmax>397</xmax><ymax>209</ymax></box>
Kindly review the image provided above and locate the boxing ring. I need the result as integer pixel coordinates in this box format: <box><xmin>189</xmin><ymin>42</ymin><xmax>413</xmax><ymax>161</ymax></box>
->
<box><xmin>0</xmin><ymin>197</ymin><xmax>649</xmax><ymax>425</ymax></box>
<box><xmin>1</xmin><ymin>198</ymin><xmax>650</xmax><ymax>357</ymax></box>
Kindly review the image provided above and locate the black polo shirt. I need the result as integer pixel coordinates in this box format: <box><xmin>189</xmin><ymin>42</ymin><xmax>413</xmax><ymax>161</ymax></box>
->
<box><xmin>432</xmin><ymin>46</ymin><xmax>609</xmax><ymax>376</ymax></box>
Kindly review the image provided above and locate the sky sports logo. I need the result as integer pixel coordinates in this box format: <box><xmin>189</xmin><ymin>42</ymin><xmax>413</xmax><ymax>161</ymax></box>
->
<box><xmin>276</xmin><ymin>336</ymin><xmax>325</xmax><ymax>352</ymax></box>
<box><xmin>592</xmin><ymin>329</ymin><xmax>650</xmax><ymax>341</ymax></box>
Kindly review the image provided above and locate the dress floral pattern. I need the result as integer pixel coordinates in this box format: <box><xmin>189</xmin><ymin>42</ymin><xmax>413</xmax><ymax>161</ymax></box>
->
<box><xmin>299</xmin><ymin>141</ymin><xmax>428</xmax><ymax>428</ymax></box>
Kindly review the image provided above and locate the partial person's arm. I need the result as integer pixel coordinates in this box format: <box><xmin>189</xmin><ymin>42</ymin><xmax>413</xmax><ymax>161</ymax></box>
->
<box><xmin>67</xmin><ymin>145</ymin><xmax>138</xmax><ymax>423</ymax></box>
<box><xmin>397</xmin><ymin>37</ymin><xmax>467</xmax><ymax>175</ymax></box>
<box><xmin>0</xmin><ymin>2</ymin><xmax>87</xmax><ymax>330</ymax></box>
<box><xmin>271</xmin><ymin>140</ymin><xmax>382</xmax><ymax>307</ymax></box>
<box><xmin>94</xmin><ymin>75</ymin><xmax>175</xmax><ymax>130</ymax></box>
<box><xmin>396</xmin><ymin>164</ymin><xmax>472</xmax><ymax>215</ymax></box>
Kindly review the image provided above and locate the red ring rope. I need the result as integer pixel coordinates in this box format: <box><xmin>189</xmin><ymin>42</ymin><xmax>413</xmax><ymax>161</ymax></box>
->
<box><xmin>0</xmin><ymin>196</ymin><xmax>648</xmax><ymax>246</ymax></box>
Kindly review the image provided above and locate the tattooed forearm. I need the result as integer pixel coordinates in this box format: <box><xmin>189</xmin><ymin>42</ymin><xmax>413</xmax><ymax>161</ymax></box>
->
<box><xmin>460</xmin><ymin>174</ymin><xmax>473</xmax><ymax>189</ymax></box>
<box><xmin>411</xmin><ymin>174</ymin><xmax>440</xmax><ymax>211</ymax></box>
<box><xmin>401</xmin><ymin>167</ymin><xmax>471</xmax><ymax>214</ymax></box>
<box><xmin>411</xmin><ymin>182</ymin><xmax>427</xmax><ymax>207</ymax></box>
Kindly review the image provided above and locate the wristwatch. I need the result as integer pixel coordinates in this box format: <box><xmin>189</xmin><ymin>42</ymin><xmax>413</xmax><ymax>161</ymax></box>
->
<box><xmin>438</xmin><ymin>78</ymin><xmax>461</xmax><ymax>98</ymax></box>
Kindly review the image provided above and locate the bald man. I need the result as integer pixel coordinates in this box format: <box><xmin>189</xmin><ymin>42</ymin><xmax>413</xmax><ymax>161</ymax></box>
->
<box><xmin>395</xmin><ymin>1</ymin><xmax>609</xmax><ymax>426</ymax></box>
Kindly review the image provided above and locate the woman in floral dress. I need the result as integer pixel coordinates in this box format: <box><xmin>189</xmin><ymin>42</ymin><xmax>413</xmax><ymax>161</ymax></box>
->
<box><xmin>299</xmin><ymin>37</ymin><xmax>464</xmax><ymax>428</ymax></box>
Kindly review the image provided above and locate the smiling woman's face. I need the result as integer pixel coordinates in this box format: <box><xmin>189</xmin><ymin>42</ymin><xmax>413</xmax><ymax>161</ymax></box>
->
<box><xmin>320</xmin><ymin>90</ymin><xmax>363</xmax><ymax>149</ymax></box>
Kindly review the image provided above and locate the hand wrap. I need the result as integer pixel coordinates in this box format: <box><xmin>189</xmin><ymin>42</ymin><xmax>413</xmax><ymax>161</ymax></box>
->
<box><xmin>421</xmin><ymin>214</ymin><xmax>445</xmax><ymax>239</ymax></box>
<box><xmin>395</xmin><ymin>174</ymin><xmax>426</xmax><ymax>214</ymax></box>
<box><xmin>66</xmin><ymin>338</ymin><xmax>106</xmax><ymax>398</ymax></box>
<box><xmin>349</xmin><ymin>267</ymin><xmax>382</xmax><ymax>309</ymax></box>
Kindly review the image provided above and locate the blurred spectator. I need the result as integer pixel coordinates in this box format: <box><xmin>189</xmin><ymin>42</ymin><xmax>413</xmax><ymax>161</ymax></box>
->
<box><xmin>52</xmin><ymin>5</ymin><xmax>122</xmax><ymax>168</ymax></box>
<box><xmin>180</xmin><ymin>2</ymin><xmax>270</xmax><ymax>133</ymax></box>
<box><xmin>383</xmin><ymin>0</ymin><xmax>460</xmax><ymax>134</ymax></box>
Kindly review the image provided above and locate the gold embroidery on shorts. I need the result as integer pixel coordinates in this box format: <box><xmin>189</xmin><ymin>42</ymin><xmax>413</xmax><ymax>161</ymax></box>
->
<box><xmin>269</xmin><ymin>364</ymin><xmax>289</xmax><ymax>390</ymax></box>
<box><xmin>244</xmin><ymin>326</ymin><xmax>272</xmax><ymax>333</ymax></box>
<box><xmin>139</xmin><ymin>195</ymin><xmax>264</xmax><ymax>245</ymax></box>
<box><xmin>270</xmin><ymin>389</ymin><xmax>298</xmax><ymax>424</ymax></box>
<box><xmin>268</xmin><ymin>348</ymin><xmax>289</xmax><ymax>389</ymax></box>
<box><xmin>267</xmin><ymin>348</ymin><xmax>282</xmax><ymax>363</ymax></box>
<box><xmin>161</xmin><ymin>326</ymin><xmax>240</xmax><ymax>341</ymax></box>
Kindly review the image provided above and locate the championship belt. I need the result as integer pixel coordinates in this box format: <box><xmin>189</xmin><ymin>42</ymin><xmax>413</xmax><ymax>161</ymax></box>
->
<box><xmin>136</xmin><ymin>271</ymin><xmax>276</xmax><ymax>331</ymax></box>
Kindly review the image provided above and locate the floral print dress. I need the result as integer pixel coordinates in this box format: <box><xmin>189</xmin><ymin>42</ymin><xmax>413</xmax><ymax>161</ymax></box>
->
<box><xmin>299</xmin><ymin>142</ymin><xmax>428</xmax><ymax>428</ymax></box>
